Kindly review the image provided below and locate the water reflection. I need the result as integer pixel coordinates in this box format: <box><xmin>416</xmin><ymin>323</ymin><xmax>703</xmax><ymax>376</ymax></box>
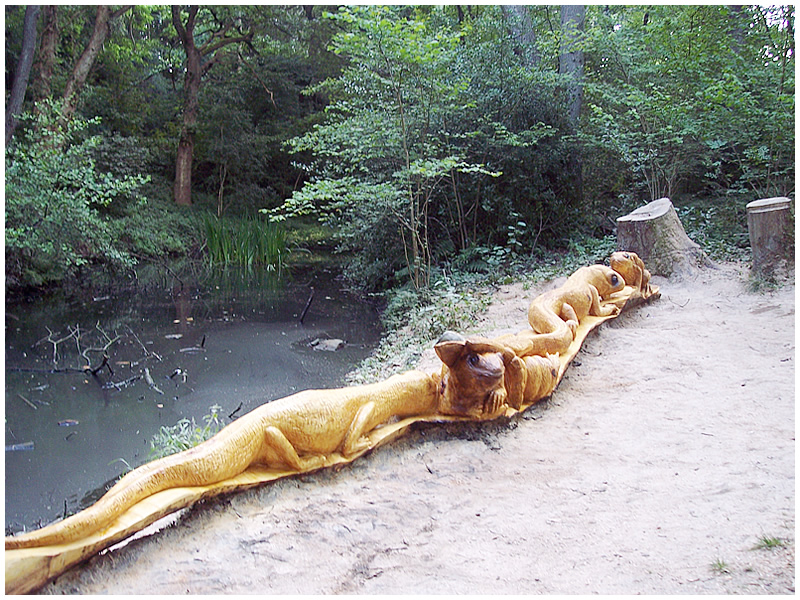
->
<box><xmin>5</xmin><ymin>265</ymin><xmax>382</xmax><ymax>534</ymax></box>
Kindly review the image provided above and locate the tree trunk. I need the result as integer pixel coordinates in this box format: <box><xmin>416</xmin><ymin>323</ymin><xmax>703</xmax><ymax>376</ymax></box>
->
<box><xmin>172</xmin><ymin>6</ymin><xmax>202</xmax><ymax>206</ymax></box>
<box><xmin>746</xmin><ymin>197</ymin><xmax>792</xmax><ymax>274</ymax></box>
<box><xmin>62</xmin><ymin>6</ymin><xmax>111</xmax><ymax>121</ymax></box>
<box><xmin>32</xmin><ymin>5</ymin><xmax>58</xmax><ymax>102</ymax></box>
<box><xmin>559</xmin><ymin>5</ymin><xmax>585</xmax><ymax>126</ymax></box>
<box><xmin>171</xmin><ymin>6</ymin><xmax>252</xmax><ymax>207</ymax></box>
<box><xmin>616</xmin><ymin>197</ymin><xmax>712</xmax><ymax>277</ymax></box>
<box><xmin>504</xmin><ymin>5</ymin><xmax>539</xmax><ymax>67</ymax></box>
<box><xmin>174</xmin><ymin>52</ymin><xmax>202</xmax><ymax>206</ymax></box>
<box><xmin>5</xmin><ymin>5</ymin><xmax>40</xmax><ymax>145</ymax></box>
<box><xmin>62</xmin><ymin>6</ymin><xmax>133</xmax><ymax>123</ymax></box>
<box><xmin>727</xmin><ymin>5</ymin><xmax>746</xmax><ymax>55</ymax></box>
<box><xmin>559</xmin><ymin>5</ymin><xmax>585</xmax><ymax>206</ymax></box>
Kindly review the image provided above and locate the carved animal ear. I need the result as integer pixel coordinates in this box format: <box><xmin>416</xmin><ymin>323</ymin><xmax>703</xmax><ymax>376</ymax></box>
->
<box><xmin>437</xmin><ymin>330</ymin><xmax>466</xmax><ymax>344</ymax></box>
<box><xmin>435</xmin><ymin>340</ymin><xmax>466</xmax><ymax>367</ymax></box>
<box><xmin>464</xmin><ymin>339</ymin><xmax>514</xmax><ymax>362</ymax></box>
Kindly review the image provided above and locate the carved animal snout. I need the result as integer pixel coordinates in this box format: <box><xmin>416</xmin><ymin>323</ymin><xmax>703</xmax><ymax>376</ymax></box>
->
<box><xmin>434</xmin><ymin>336</ymin><xmax>512</xmax><ymax>419</ymax></box>
<box><xmin>466</xmin><ymin>351</ymin><xmax>504</xmax><ymax>382</ymax></box>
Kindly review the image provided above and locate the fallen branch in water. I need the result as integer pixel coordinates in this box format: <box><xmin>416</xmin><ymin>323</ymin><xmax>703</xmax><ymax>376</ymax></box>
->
<box><xmin>300</xmin><ymin>288</ymin><xmax>315</xmax><ymax>324</ymax></box>
<box><xmin>102</xmin><ymin>374</ymin><xmax>142</xmax><ymax>391</ymax></box>
<box><xmin>228</xmin><ymin>402</ymin><xmax>243</xmax><ymax>420</ymax></box>
<box><xmin>17</xmin><ymin>395</ymin><xmax>36</xmax><ymax>411</ymax></box>
<box><xmin>126</xmin><ymin>326</ymin><xmax>162</xmax><ymax>363</ymax></box>
<box><xmin>143</xmin><ymin>367</ymin><xmax>164</xmax><ymax>395</ymax></box>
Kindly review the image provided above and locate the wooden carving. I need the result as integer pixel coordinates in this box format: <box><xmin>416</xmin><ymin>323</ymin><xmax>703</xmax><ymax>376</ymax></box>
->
<box><xmin>493</xmin><ymin>264</ymin><xmax>624</xmax><ymax>358</ymax></box>
<box><xmin>5</xmin><ymin>253</ymin><xmax>659</xmax><ymax>594</ymax></box>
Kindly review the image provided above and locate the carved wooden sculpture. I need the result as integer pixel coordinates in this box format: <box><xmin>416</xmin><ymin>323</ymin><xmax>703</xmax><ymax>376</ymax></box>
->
<box><xmin>493</xmin><ymin>264</ymin><xmax>624</xmax><ymax>358</ymax></box>
<box><xmin>5</xmin><ymin>253</ymin><xmax>659</xmax><ymax>594</ymax></box>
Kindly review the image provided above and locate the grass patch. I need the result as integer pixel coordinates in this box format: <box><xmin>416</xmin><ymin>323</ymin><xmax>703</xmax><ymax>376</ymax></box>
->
<box><xmin>202</xmin><ymin>214</ymin><xmax>287</xmax><ymax>271</ymax></box>
<box><xmin>148</xmin><ymin>405</ymin><xmax>225</xmax><ymax>461</ymax></box>
<box><xmin>753</xmin><ymin>535</ymin><xmax>786</xmax><ymax>550</ymax></box>
<box><xmin>710</xmin><ymin>558</ymin><xmax>731</xmax><ymax>574</ymax></box>
<box><xmin>348</xmin><ymin>275</ymin><xmax>493</xmax><ymax>385</ymax></box>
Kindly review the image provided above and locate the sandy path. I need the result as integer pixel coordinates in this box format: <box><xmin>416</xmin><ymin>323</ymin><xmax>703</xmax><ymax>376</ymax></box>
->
<box><xmin>43</xmin><ymin>263</ymin><xmax>794</xmax><ymax>594</ymax></box>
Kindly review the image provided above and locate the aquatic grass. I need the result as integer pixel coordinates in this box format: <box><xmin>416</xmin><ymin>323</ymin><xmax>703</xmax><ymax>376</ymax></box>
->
<box><xmin>148</xmin><ymin>405</ymin><xmax>225</xmax><ymax>461</ymax></box>
<box><xmin>202</xmin><ymin>214</ymin><xmax>287</xmax><ymax>271</ymax></box>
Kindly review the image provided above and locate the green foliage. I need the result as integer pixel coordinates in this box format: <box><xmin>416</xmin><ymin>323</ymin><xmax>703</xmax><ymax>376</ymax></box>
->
<box><xmin>582</xmin><ymin>6</ymin><xmax>794</xmax><ymax>205</ymax></box>
<box><xmin>676</xmin><ymin>199</ymin><xmax>750</xmax><ymax>262</ymax></box>
<box><xmin>202</xmin><ymin>213</ymin><xmax>287</xmax><ymax>270</ymax></box>
<box><xmin>350</xmin><ymin>271</ymin><xmax>492</xmax><ymax>384</ymax></box>
<box><xmin>6</xmin><ymin>5</ymin><xmax>794</xmax><ymax>296</ymax></box>
<box><xmin>753</xmin><ymin>535</ymin><xmax>786</xmax><ymax>550</ymax></box>
<box><xmin>109</xmin><ymin>189</ymin><xmax>204</xmax><ymax>259</ymax></box>
<box><xmin>273</xmin><ymin>6</ymin><xmax>572</xmax><ymax>292</ymax></box>
<box><xmin>5</xmin><ymin>102</ymin><xmax>149</xmax><ymax>288</ymax></box>
<box><xmin>148</xmin><ymin>405</ymin><xmax>225</xmax><ymax>461</ymax></box>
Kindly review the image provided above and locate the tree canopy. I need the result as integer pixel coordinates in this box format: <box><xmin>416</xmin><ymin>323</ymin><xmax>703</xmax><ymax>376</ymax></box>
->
<box><xmin>4</xmin><ymin>5</ymin><xmax>794</xmax><ymax>291</ymax></box>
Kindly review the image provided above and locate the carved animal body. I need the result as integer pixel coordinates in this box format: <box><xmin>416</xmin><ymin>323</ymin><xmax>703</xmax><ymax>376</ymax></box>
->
<box><xmin>496</xmin><ymin>264</ymin><xmax>625</xmax><ymax>358</ymax></box>
<box><xmin>7</xmin><ymin>339</ymin><xmax>545</xmax><ymax>551</ymax></box>
<box><xmin>6</xmin><ymin>372</ymin><xmax>438</xmax><ymax>550</ymax></box>
<box><xmin>434</xmin><ymin>335</ymin><xmax>560</xmax><ymax>417</ymax></box>
<box><xmin>609</xmin><ymin>251</ymin><xmax>655</xmax><ymax>296</ymax></box>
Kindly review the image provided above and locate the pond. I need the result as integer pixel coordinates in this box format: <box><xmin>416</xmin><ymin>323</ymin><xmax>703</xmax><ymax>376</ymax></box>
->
<box><xmin>5</xmin><ymin>265</ymin><xmax>383</xmax><ymax>535</ymax></box>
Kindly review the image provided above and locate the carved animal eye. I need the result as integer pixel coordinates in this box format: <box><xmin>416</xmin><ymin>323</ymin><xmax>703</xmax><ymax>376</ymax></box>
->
<box><xmin>468</xmin><ymin>354</ymin><xmax>479</xmax><ymax>367</ymax></box>
<box><xmin>611</xmin><ymin>274</ymin><xmax>619</xmax><ymax>286</ymax></box>
<box><xmin>623</xmin><ymin>252</ymin><xmax>629</xmax><ymax>258</ymax></box>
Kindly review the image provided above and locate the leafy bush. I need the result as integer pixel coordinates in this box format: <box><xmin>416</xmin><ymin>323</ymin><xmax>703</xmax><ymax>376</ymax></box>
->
<box><xmin>675</xmin><ymin>198</ymin><xmax>751</xmax><ymax>262</ymax></box>
<box><xmin>5</xmin><ymin>102</ymin><xmax>149</xmax><ymax>289</ymax></box>
<box><xmin>273</xmin><ymin>6</ymin><xmax>576</xmax><ymax>292</ymax></box>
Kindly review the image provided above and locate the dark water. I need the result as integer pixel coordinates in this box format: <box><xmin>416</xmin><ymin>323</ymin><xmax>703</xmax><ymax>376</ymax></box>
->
<box><xmin>5</xmin><ymin>266</ymin><xmax>383</xmax><ymax>534</ymax></box>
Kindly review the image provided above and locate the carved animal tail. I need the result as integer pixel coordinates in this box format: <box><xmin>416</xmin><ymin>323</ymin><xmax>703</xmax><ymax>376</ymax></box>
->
<box><xmin>497</xmin><ymin>317</ymin><xmax>573</xmax><ymax>359</ymax></box>
<box><xmin>6</xmin><ymin>423</ymin><xmax>262</xmax><ymax>550</ymax></box>
<box><xmin>527</xmin><ymin>308</ymin><xmax>574</xmax><ymax>356</ymax></box>
<box><xmin>5</xmin><ymin>464</ymin><xmax>171</xmax><ymax>549</ymax></box>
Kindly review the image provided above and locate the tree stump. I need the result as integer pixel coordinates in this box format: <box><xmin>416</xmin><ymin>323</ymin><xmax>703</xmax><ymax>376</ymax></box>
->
<box><xmin>746</xmin><ymin>197</ymin><xmax>792</xmax><ymax>274</ymax></box>
<box><xmin>616</xmin><ymin>197</ymin><xmax>712</xmax><ymax>277</ymax></box>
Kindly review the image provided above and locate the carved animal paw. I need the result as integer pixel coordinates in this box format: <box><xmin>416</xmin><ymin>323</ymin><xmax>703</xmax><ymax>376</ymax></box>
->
<box><xmin>300</xmin><ymin>454</ymin><xmax>327</xmax><ymax>471</ymax></box>
<box><xmin>482</xmin><ymin>389</ymin><xmax>508</xmax><ymax>419</ymax></box>
<box><xmin>342</xmin><ymin>437</ymin><xmax>373</xmax><ymax>458</ymax></box>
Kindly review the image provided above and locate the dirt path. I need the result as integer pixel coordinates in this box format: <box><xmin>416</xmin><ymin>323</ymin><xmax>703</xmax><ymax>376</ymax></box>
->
<box><xmin>44</xmin><ymin>263</ymin><xmax>794</xmax><ymax>594</ymax></box>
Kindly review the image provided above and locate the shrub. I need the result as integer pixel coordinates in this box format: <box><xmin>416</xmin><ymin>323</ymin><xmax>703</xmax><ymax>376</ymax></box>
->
<box><xmin>5</xmin><ymin>101</ymin><xmax>149</xmax><ymax>289</ymax></box>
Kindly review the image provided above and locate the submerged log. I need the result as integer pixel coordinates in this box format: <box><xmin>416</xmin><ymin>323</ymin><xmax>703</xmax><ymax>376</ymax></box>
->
<box><xmin>616</xmin><ymin>197</ymin><xmax>712</xmax><ymax>277</ymax></box>
<box><xmin>746</xmin><ymin>197</ymin><xmax>792</xmax><ymax>274</ymax></box>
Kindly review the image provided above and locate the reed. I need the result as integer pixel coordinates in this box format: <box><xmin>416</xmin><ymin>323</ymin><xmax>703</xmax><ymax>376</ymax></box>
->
<box><xmin>202</xmin><ymin>214</ymin><xmax>286</xmax><ymax>271</ymax></box>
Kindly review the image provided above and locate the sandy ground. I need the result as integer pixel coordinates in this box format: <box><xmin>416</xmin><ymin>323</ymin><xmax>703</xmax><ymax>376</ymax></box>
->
<box><xmin>43</xmin><ymin>262</ymin><xmax>794</xmax><ymax>594</ymax></box>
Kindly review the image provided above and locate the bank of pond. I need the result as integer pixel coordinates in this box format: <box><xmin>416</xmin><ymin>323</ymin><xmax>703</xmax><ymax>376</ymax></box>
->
<box><xmin>5</xmin><ymin>264</ymin><xmax>383</xmax><ymax>534</ymax></box>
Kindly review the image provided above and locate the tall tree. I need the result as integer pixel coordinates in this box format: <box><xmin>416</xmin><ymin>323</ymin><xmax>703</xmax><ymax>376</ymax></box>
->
<box><xmin>61</xmin><ymin>5</ymin><xmax>133</xmax><ymax>123</ymax></box>
<box><xmin>559</xmin><ymin>5</ymin><xmax>586</xmax><ymax>204</ymax></box>
<box><xmin>5</xmin><ymin>5</ymin><xmax>40</xmax><ymax>144</ymax></box>
<box><xmin>31</xmin><ymin>5</ymin><xmax>57</xmax><ymax>102</ymax></box>
<box><xmin>559</xmin><ymin>5</ymin><xmax>585</xmax><ymax>126</ymax></box>
<box><xmin>504</xmin><ymin>5</ymin><xmax>539</xmax><ymax>67</ymax></box>
<box><xmin>171</xmin><ymin>6</ymin><xmax>253</xmax><ymax>206</ymax></box>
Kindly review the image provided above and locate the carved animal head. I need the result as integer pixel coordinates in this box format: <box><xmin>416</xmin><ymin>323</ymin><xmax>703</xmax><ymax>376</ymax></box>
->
<box><xmin>434</xmin><ymin>332</ymin><xmax>513</xmax><ymax>419</ymax></box>
<box><xmin>609</xmin><ymin>251</ymin><xmax>650</xmax><ymax>292</ymax></box>
<box><xmin>582</xmin><ymin>264</ymin><xmax>626</xmax><ymax>297</ymax></box>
